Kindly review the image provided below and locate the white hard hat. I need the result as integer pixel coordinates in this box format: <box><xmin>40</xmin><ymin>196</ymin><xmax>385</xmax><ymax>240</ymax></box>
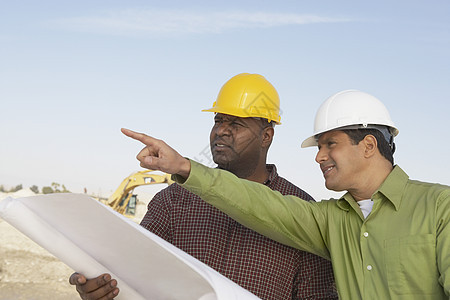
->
<box><xmin>301</xmin><ymin>90</ymin><xmax>399</xmax><ymax>148</ymax></box>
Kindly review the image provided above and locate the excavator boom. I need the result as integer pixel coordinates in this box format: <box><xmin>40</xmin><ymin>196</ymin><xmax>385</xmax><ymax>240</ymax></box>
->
<box><xmin>106</xmin><ymin>170</ymin><xmax>173</xmax><ymax>216</ymax></box>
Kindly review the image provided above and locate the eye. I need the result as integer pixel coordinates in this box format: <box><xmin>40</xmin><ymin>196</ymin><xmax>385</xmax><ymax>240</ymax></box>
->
<box><xmin>230</xmin><ymin>121</ymin><xmax>245</xmax><ymax>128</ymax></box>
<box><xmin>327</xmin><ymin>141</ymin><xmax>336</xmax><ymax>148</ymax></box>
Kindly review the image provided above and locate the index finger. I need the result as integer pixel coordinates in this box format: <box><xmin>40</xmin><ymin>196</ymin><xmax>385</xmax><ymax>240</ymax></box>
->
<box><xmin>121</xmin><ymin>128</ymin><xmax>157</xmax><ymax>145</ymax></box>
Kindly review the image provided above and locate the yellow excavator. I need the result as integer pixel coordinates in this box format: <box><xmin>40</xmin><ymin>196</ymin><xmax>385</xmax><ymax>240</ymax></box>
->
<box><xmin>105</xmin><ymin>170</ymin><xmax>174</xmax><ymax>216</ymax></box>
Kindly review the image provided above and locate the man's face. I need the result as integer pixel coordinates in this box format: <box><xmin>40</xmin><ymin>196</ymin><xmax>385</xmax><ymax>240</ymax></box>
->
<box><xmin>315</xmin><ymin>130</ymin><xmax>366</xmax><ymax>192</ymax></box>
<box><xmin>210</xmin><ymin>113</ymin><xmax>266</xmax><ymax>172</ymax></box>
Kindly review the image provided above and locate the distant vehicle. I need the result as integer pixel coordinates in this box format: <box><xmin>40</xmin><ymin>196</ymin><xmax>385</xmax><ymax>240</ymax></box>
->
<box><xmin>104</xmin><ymin>170</ymin><xmax>173</xmax><ymax>216</ymax></box>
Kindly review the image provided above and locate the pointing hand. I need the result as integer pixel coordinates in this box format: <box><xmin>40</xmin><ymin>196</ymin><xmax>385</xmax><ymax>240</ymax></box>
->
<box><xmin>121</xmin><ymin>128</ymin><xmax>191</xmax><ymax>178</ymax></box>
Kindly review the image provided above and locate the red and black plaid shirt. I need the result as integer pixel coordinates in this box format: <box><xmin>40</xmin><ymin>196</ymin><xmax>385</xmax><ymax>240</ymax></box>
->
<box><xmin>140</xmin><ymin>165</ymin><xmax>337</xmax><ymax>299</ymax></box>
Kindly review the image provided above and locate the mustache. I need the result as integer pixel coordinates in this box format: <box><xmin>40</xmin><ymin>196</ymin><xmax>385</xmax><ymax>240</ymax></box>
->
<box><xmin>211</xmin><ymin>137</ymin><xmax>234</xmax><ymax>147</ymax></box>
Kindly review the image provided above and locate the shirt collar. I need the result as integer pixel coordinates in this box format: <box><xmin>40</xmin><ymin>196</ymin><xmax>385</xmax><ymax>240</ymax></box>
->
<box><xmin>264</xmin><ymin>164</ymin><xmax>278</xmax><ymax>186</ymax></box>
<box><xmin>373</xmin><ymin>165</ymin><xmax>409</xmax><ymax>211</ymax></box>
<box><xmin>337</xmin><ymin>194</ymin><xmax>362</xmax><ymax>218</ymax></box>
<box><xmin>337</xmin><ymin>165</ymin><xmax>409</xmax><ymax>212</ymax></box>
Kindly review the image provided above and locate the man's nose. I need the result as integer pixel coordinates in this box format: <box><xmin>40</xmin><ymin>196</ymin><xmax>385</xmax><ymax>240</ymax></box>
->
<box><xmin>215</xmin><ymin>122</ymin><xmax>231</xmax><ymax>136</ymax></box>
<box><xmin>315</xmin><ymin>147</ymin><xmax>328</xmax><ymax>164</ymax></box>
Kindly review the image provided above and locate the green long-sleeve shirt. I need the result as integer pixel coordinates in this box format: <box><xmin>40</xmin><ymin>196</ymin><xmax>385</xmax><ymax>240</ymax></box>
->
<box><xmin>177</xmin><ymin>160</ymin><xmax>450</xmax><ymax>299</ymax></box>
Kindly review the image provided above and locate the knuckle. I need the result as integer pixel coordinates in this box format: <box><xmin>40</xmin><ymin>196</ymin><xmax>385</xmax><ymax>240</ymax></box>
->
<box><xmin>97</xmin><ymin>275</ymin><xmax>108</xmax><ymax>286</ymax></box>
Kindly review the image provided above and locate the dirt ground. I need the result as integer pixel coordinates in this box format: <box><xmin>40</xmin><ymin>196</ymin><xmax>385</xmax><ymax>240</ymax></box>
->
<box><xmin>0</xmin><ymin>218</ymin><xmax>80</xmax><ymax>300</ymax></box>
<box><xmin>0</xmin><ymin>189</ymin><xmax>153</xmax><ymax>300</ymax></box>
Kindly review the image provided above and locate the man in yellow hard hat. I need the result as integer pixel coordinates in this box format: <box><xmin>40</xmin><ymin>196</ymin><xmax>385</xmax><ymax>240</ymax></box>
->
<box><xmin>70</xmin><ymin>74</ymin><xmax>337</xmax><ymax>299</ymax></box>
<box><xmin>122</xmin><ymin>89</ymin><xmax>449</xmax><ymax>299</ymax></box>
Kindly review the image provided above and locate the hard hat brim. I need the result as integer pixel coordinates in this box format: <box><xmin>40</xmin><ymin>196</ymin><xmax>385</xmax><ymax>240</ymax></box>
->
<box><xmin>201</xmin><ymin>107</ymin><xmax>281</xmax><ymax>124</ymax></box>
<box><xmin>301</xmin><ymin>136</ymin><xmax>318</xmax><ymax>148</ymax></box>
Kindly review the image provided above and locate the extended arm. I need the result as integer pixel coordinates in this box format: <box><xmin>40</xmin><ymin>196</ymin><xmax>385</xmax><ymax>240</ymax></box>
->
<box><xmin>180</xmin><ymin>160</ymin><xmax>330</xmax><ymax>258</ymax></box>
<box><xmin>122</xmin><ymin>128</ymin><xmax>330</xmax><ymax>258</ymax></box>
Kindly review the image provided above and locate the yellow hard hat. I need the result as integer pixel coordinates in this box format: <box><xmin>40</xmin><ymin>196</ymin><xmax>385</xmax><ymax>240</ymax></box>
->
<box><xmin>202</xmin><ymin>73</ymin><xmax>281</xmax><ymax>124</ymax></box>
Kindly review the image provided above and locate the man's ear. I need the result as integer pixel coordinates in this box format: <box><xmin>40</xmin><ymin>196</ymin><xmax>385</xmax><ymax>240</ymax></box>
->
<box><xmin>261</xmin><ymin>127</ymin><xmax>274</xmax><ymax>148</ymax></box>
<box><xmin>362</xmin><ymin>134</ymin><xmax>378</xmax><ymax>158</ymax></box>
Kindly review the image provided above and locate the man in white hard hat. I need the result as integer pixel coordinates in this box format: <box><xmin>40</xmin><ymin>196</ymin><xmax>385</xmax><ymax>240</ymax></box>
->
<box><xmin>70</xmin><ymin>74</ymin><xmax>337</xmax><ymax>300</ymax></box>
<box><xmin>122</xmin><ymin>89</ymin><xmax>450</xmax><ymax>299</ymax></box>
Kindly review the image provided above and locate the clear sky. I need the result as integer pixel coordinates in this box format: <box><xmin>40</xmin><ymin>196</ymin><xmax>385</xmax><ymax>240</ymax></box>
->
<box><xmin>1</xmin><ymin>0</ymin><xmax>449</xmax><ymax>201</ymax></box>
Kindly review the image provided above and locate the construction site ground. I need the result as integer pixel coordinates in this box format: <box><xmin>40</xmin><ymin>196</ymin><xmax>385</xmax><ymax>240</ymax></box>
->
<box><xmin>0</xmin><ymin>189</ymin><xmax>153</xmax><ymax>300</ymax></box>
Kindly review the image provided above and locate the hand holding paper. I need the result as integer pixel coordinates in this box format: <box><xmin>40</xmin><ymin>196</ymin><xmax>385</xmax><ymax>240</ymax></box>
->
<box><xmin>69</xmin><ymin>272</ymin><xmax>119</xmax><ymax>299</ymax></box>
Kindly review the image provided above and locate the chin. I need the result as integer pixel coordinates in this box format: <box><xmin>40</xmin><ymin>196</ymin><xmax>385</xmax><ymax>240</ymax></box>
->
<box><xmin>215</xmin><ymin>161</ymin><xmax>230</xmax><ymax>170</ymax></box>
<box><xmin>325</xmin><ymin>182</ymin><xmax>343</xmax><ymax>192</ymax></box>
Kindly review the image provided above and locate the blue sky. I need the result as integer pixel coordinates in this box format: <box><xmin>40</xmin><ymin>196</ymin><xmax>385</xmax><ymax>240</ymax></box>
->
<box><xmin>1</xmin><ymin>0</ymin><xmax>449</xmax><ymax>200</ymax></box>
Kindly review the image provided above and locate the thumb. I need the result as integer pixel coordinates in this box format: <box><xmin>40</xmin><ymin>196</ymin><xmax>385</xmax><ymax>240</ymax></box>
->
<box><xmin>69</xmin><ymin>273</ymin><xmax>86</xmax><ymax>285</ymax></box>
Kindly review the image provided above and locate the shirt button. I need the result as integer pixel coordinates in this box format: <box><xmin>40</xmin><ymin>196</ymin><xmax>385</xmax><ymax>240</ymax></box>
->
<box><xmin>363</xmin><ymin>232</ymin><xmax>369</xmax><ymax>237</ymax></box>
<box><xmin>367</xmin><ymin>265</ymin><xmax>373</xmax><ymax>271</ymax></box>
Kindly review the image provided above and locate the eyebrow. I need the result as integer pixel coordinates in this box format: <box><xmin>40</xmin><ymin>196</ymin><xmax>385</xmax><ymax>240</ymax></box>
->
<box><xmin>215</xmin><ymin>115</ymin><xmax>245</xmax><ymax>122</ymax></box>
<box><xmin>318</xmin><ymin>135</ymin><xmax>337</xmax><ymax>145</ymax></box>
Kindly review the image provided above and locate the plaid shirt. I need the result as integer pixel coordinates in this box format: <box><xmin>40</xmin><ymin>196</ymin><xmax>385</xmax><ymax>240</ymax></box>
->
<box><xmin>140</xmin><ymin>165</ymin><xmax>337</xmax><ymax>299</ymax></box>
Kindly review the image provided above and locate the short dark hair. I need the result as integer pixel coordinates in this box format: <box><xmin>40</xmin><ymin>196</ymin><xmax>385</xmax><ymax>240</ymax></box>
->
<box><xmin>256</xmin><ymin>118</ymin><xmax>275</xmax><ymax>128</ymax></box>
<box><xmin>341</xmin><ymin>129</ymin><xmax>395</xmax><ymax>165</ymax></box>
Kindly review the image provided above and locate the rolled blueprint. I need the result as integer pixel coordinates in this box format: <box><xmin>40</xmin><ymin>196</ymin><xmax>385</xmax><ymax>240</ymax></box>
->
<box><xmin>0</xmin><ymin>193</ymin><xmax>260</xmax><ymax>300</ymax></box>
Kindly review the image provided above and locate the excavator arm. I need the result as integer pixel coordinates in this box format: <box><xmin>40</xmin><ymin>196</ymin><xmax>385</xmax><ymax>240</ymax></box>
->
<box><xmin>106</xmin><ymin>170</ymin><xmax>174</xmax><ymax>216</ymax></box>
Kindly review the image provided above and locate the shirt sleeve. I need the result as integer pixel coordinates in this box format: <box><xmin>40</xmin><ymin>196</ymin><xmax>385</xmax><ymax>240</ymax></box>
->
<box><xmin>180</xmin><ymin>160</ymin><xmax>331</xmax><ymax>259</ymax></box>
<box><xmin>436</xmin><ymin>187</ymin><xmax>450</xmax><ymax>296</ymax></box>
